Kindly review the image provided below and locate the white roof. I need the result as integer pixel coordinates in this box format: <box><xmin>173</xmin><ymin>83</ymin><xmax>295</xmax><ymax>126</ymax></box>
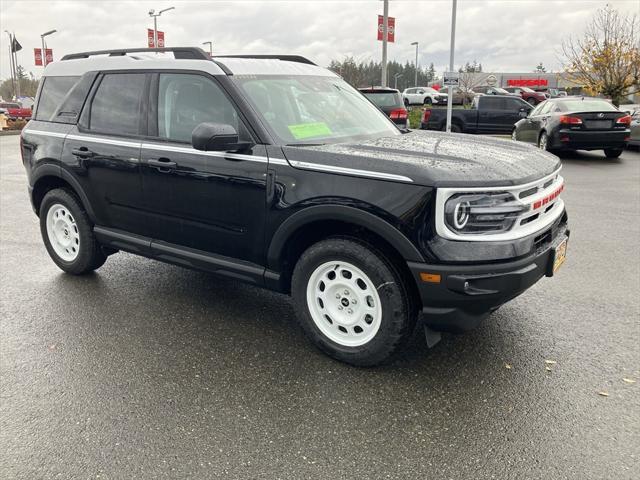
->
<box><xmin>214</xmin><ymin>57</ymin><xmax>336</xmax><ymax>77</ymax></box>
<box><xmin>43</xmin><ymin>53</ymin><xmax>226</xmax><ymax>77</ymax></box>
<box><xmin>43</xmin><ymin>52</ymin><xmax>334</xmax><ymax>78</ymax></box>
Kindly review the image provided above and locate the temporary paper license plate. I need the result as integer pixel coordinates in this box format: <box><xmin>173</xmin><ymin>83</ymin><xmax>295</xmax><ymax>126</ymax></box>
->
<box><xmin>552</xmin><ymin>238</ymin><xmax>568</xmax><ymax>274</ymax></box>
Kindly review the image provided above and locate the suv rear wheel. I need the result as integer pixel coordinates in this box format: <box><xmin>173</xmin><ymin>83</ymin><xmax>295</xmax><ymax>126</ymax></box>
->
<box><xmin>40</xmin><ymin>188</ymin><xmax>107</xmax><ymax>275</ymax></box>
<box><xmin>291</xmin><ymin>238</ymin><xmax>416</xmax><ymax>366</ymax></box>
<box><xmin>604</xmin><ymin>148</ymin><xmax>623</xmax><ymax>158</ymax></box>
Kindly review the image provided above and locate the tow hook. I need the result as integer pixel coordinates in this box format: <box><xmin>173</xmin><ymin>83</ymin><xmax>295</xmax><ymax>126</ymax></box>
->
<box><xmin>423</xmin><ymin>324</ymin><xmax>442</xmax><ymax>348</ymax></box>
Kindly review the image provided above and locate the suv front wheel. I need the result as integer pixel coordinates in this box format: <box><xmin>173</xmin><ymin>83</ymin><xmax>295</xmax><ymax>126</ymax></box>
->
<box><xmin>40</xmin><ymin>188</ymin><xmax>107</xmax><ymax>275</ymax></box>
<box><xmin>291</xmin><ymin>238</ymin><xmax>416</xmax><ymax>366</ymax></box>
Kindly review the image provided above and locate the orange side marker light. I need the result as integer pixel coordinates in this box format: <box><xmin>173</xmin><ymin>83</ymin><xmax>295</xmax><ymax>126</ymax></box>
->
<box><xmin>420</xmin><ymin>272</ymin><xmax>441</xmax><ymax>283</ymax></box>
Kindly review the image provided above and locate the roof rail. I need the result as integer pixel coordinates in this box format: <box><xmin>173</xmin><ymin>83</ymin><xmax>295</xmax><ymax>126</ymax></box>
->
<box><xmin>214</xmin><ymin>55</ymin><xmax>316</xmax><ymax>66</ymax></box>
<box><xmin>61</xmin><ymin>47</ymin><xmax>210</xmax><ymax>61</ymax></box>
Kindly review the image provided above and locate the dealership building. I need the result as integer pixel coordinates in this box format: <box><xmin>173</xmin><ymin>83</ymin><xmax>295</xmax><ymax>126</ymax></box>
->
<box><xmin>455</xmin><ymin>72</ymin><xmax>577</xmax><ymax>91</ymax></box>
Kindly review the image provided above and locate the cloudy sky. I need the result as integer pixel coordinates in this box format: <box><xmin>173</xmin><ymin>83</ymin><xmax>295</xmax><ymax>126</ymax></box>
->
<box><xmin>0</xmin><ymin>0</ymin><xmax>638</xmax><ymax>80</ymax></box>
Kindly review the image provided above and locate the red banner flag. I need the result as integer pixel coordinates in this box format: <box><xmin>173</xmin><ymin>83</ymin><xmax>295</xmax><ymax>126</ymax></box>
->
<box><xmin>45</xmin><ymin>48</ymin><xmax>53</xmax><ymax>65</ymax></box>
<box><xmin>377</xmin><ymin>15</ymin><xmax>395</xmax><ymax>42</ymax></box>
<box><xmin>147</xmin><ymin>29</ymin><xmax>165</xmax><ymax>48</ymax></box>
<box><xmin>34</xmin><ymin>48</ymin><xmax>43</xmax><ymax>66</ymax></box>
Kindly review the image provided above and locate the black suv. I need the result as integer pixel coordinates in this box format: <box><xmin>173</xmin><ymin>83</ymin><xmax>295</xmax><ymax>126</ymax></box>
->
<box><xmin>21</xmin><ymin>48</ymin><xmax>569</xmax><ymax>366</ymax></box>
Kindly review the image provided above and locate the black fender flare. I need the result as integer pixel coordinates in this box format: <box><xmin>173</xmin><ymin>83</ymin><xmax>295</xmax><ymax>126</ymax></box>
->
<box><xmin>267</xmin><ymin>205</ymin><xmax>425</xmax><ymax>269</ymax></box>
<box><xmin>31</xmin><ymin>163</ymin><xmax>97</xmax><ymax>222</ymax></box>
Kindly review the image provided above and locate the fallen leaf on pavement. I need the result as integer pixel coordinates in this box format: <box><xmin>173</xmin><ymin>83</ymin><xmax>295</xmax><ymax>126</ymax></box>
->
<box><xmin>544</xmin><ymin>360</ymin><xmax>557</xmax><ymax>365</ymax></box>
<box><xmin>545</xmin><ymin>366</ymin><xmax>552</xmax><ymax>372</ymax></box>
<box><xmin>505</xmin><ymin>364</ymin><xmax>512</xmax><ymax>370</ymax></box>
<box><xmin>598</xmin><ymin>391</ymin><xmax>609</xmax><ymax>397</ymax></box>
<box><xmin>623</xmin><ymin>378</ymin><xmax>636</xmax><ymax>384</ymax></box>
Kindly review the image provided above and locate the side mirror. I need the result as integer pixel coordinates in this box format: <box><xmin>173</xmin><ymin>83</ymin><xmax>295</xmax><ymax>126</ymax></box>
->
<box><xmin>192</xmin><ymin>122</ymin><xmax>247</xmax><ymax>151</ymax></box>
<box><xmin>518</xmin><ymin>107</ymin><xmax>529</xmax><ymax>118</ymax></box>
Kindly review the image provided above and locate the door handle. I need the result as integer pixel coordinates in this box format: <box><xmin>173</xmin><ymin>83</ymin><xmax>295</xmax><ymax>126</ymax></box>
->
<box><xmin>148</xmin><ymin>158</ymin><xmax>177</xmax><ymax>171</ymax></box>
<box><xmin>71</xmin><ymin>147</ymin><xmax>94</xmax><ymax>158</ymax></box>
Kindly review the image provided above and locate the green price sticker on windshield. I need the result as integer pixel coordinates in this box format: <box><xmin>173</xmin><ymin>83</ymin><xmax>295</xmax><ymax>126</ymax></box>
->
<box><xmin>288</xmin><ymin>122</ymin><xmax>332</xmax><ymax>140</ymax></box>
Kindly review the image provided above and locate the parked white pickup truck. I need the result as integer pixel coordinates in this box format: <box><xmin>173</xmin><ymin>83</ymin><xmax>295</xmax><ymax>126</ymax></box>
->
<box><xmin>402</xmin><ymin>87</ymin><xmax>448</xmax><ymax>106</ymax></box>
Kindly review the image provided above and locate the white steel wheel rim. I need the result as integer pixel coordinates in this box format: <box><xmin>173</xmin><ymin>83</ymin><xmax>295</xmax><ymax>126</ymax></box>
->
<box><xmin>46</xmin><ymin>203</ymin><xmax>80</xmax><ymax>262</ymax></box>
<box><xmin>306</xmin><ymin>261</ymin><xmax>383</xmax><ymax>347</ymax></box>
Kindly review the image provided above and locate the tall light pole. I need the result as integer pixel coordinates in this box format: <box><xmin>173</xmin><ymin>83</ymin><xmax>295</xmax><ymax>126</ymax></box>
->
<box><xmin>41</xmin><ymin>29</ymin><xmax>56</xmax><ymax>67</ymax></box>
<box><xmin>381</xmin><ymin>0</ymin><xmax>389</xmax><ymax>87</ymax></box>
<box><xmin>445</xmin><ymin>0</ymin><xmax>457</xmax><ymax>133</ymax></box>
<box><xmin>148</xmin><ymin>6</ymin><xmax>174</xmax><ymax>48</ymax></box>
<box><xmin>393</xmin><ymin>73</ymin><xmax>403</xmax><ymax>90</ymax></box>
<box><xmin>202</xmin><ymin>41</ymin><xmax>213</xmax><ymax>57</ymax></box>
<box><xmin>4</xmin><ymin>31</ymin><xmax>17</xmax><ymax>98</ymax></box>
<box><xmin>411</xmin><ymin>41</ymin><xmax>419</xmax><ymax>87</ymax></box>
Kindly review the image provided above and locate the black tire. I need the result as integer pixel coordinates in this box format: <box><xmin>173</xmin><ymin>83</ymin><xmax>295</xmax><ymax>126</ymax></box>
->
<box><xmin>604</xmin><ymin>148</ymin><xmax>623</xmax><ymax>158</ymax></box>
<box><xmin>450</xmin><ymin>123</ymin><xmax>462</xmax><ymax>133</ymax></box>
<box><xmin>39</xmin><ymin>188</ymin><xmax>107</xmax><ymax>275</ymax></box>
<box><xmin>423</xmin><ymin>97</ymin><xmax>433</xmax><ymax>106</ymax></box>
<box><xmin>538</xmin><ymin>131</ymin><xmax>550</xmax><ymax>151</ymax></box>
<box><xmin>403</xmin><ymin>98</ymin><xmax>409</xmax><ymax>106</ymax></box>
<box><xmin>291</xmin><ymin>237</ymin><xmax>417</xmax><ymax>367</ymax></box>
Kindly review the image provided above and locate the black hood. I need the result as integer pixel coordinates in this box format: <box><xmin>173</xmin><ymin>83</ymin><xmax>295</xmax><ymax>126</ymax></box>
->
<box><xmin>281</xmin><ymin>130</ymin><xmax>561</xmax><ymax>188</ymax></box>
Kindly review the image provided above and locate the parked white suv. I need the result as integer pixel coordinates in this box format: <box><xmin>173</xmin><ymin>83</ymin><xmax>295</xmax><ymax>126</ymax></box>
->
<box><xmin>402</xmin><ymin>87</ymin><xmax>448</xmax><ymax>106</ymax></box>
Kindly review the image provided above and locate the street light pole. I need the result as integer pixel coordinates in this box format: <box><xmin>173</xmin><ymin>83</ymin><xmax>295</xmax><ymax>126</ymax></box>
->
<box><xmin>445</xmin><ymin>0</ymin><xmax>457</xmax><ymax>133</ymax></box>
<box><xmin>394</xmin><ymin>73</ymin><xmax>403</xmax><ymax>90</ymax></box>
<box><xmin>411</xmin><ymin>41</ymin><xmax>419</xmax><ymax>87</ymax></box>
<box><xmin>40</xmin><ymin>29</ymin><xmax>56</xmax><ymax>67</ymax></box>
<box><xmin>148</xmin><ymin>6</ymin><xmax>175</xmax><ymax>48</ymax></box>
<box><xmin>381</xmin><ymin>0</ymin><xmax>389</xmax><ymax>87</ymax></box>
<box><xmin>202</xmin><ymin>41</ymin><xmax>213</xmax><ymax>57</ymax></box>
<box><xmin>4</xmin><ymin>31</ymin><xmax>17</xmax><ymax>98</ymax></box>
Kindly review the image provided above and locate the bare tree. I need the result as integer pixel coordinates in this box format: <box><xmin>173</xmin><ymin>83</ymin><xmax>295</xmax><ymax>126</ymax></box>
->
<box><xmin>561</xmin><ymin>5</ymin><xmax>640</xmax><ymax>105</ymax></box>
<box><xmin>457</xmin><ymin>71</ymin><xmax>487</xmax><ymax>106</ymax></box>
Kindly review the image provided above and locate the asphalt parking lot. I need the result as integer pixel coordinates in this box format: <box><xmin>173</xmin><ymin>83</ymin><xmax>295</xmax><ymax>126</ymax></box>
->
<box><xmin>1</xmin><ymin>134</ymin><xmax>638</xmax><ymax>479</ymax></box>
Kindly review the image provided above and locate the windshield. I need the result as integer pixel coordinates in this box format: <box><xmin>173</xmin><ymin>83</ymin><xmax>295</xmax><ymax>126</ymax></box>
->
<box><xmin>558</xmin><ymin>99</ymin><xmax>618</xmax><ymax>112</ymax></box>
<box><xmin>233</xmin><ymin>75</ymin><xmax>401</xmax><ymax>145</ymax></box>
<box><xmin>493</xmin><ymin>87</ymin><xmax>509</xmax><ymax>94</ymax></box>
<box><xmin>520</xmin><ymin>87</ymin><xmax>536</xmax><ymax>93</ymax></box>
<box><xmin>363</xmin><ymin>92</ymin><xmax>402</xmax><ymax>108</ymax></box>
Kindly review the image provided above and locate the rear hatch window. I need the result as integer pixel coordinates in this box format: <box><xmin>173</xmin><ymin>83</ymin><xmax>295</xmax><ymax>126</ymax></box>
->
<box><xmin>363</xmin><ymin>92</ymin><xmax>402</xmax><ymax>108</ymax></box>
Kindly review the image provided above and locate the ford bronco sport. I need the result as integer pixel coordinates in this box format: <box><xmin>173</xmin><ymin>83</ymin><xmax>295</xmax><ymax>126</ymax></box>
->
<box><xmin>21</xmin><ymin>48</ymin><xmax>569</xmax><ymax>366</ymax></box>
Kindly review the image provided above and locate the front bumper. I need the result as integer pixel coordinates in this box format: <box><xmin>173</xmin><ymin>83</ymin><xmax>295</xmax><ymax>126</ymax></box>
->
<box><xmin>551</xmin><ymin>129</ymin><xmax>629</xmax><ymax>150</ymax></box>
<box><xmin>407</xmin><ymin>222</ymin><xmax>569</xmax><ymax>332</ymax></box>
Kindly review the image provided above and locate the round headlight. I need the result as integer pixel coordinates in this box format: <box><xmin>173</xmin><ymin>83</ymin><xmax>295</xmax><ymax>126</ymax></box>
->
<box><xmin>453</xmin><ymin>201</ymin><xmax>470</xmax><ymax>229</ymax></box>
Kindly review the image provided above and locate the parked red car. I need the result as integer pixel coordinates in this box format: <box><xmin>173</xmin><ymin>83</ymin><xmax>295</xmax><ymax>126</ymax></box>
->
<box><xmin>503</xmin><ymin>87</ymin><xmax>549</xmax><ymax>106</ymax></box>
<box><xmin>0</xmin><ymin>102</ymin><xmax>32</xmax><ymax>121</ymax></box>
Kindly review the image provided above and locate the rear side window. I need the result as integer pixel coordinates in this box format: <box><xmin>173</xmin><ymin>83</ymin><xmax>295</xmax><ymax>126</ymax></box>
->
<box><xmin>35</xmin><ymin>76</ymin><xmax>80</xmax><ymax>121</ymax></box>
<box><xmin>89</xmin><ymin>73</ymin><xmax>146</xmax><ymax>135</ymax></box>
<box><xmin>480</xmin><ymin>96</ymin><xmax>504</xmax><ymax>110</ymax></box>
<box><xmin>504</xmin><ymin>97</ymin><xmax>527</xmax><ymax>110</ymax></box>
